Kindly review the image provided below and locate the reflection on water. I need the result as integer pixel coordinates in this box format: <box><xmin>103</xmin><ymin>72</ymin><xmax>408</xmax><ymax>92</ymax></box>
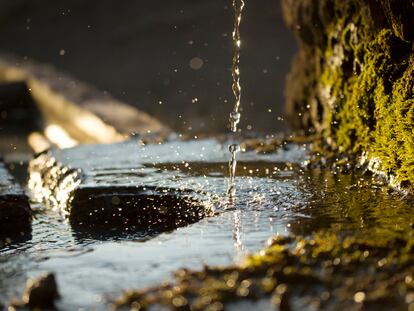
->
<box><xmin>290</xmin><ymin>168</ymin><xmax>414</xmax><ymax>237</ymax></box>
<box><xmin>0</xmin><ymin>139</ymin><xmax>412</xmax><ymax>310</ymax></box>
<box><xmin>232</xmin><ymin>209</ymin><xmax>243</xmax><ymax>254</ymax></box>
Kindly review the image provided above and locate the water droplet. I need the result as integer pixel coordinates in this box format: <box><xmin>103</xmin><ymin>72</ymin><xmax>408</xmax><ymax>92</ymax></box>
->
<box><xmin>189</xmin><ymin>57</ymin><xmax>204</xmax><ymax>70</ymax></box>
<box><xmin>229</xmin><ymin>144</ymin><xmax>240</xmax><ymax>153</ymax></box>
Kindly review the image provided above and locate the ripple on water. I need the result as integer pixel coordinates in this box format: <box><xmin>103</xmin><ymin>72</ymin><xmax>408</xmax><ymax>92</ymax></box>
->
<box><xmin>0</xmin><ymin>139</ymin><xmax>412</xmax><ymax>310</ymax></box>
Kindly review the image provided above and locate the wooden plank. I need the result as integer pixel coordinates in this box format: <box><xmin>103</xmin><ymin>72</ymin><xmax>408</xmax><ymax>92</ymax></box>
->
<box><xmin>0</xmin><ymin>55</ymin><xmax>170</xmax><ymax>145</ymax></box>
<box><xmin>0</xmin><ymin>159</ymin><xmax>31</xmax><ymax>235</ymax></box>
<box><xmin>28</xmin><ymin>141</ymin><xmax>214</xmax><ymax>233</ymax></box>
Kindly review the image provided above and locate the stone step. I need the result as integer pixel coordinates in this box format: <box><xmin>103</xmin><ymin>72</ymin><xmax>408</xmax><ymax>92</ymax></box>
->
<box><xmin>28</xmin><ymin>140</ymin><xmax>214</xmax><ymax>233</ymax></box>
<box><xmin>0</xmin><ymin>159</ymin><xmax>31</xmax><ymax>236</ymax></box>
<box><xmin>0</xmin><ymin>55</ymin><xmax>170</xmax><ymax>147</ymax></box>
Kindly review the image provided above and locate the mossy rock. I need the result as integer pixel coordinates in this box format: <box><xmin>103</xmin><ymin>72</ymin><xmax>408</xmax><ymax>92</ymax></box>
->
<box><xmin>113</xmin><ymin>231</ymin><xmax>414</xmax><ymax>310</ymax></box>
<box><xmin>282</xmin><ymin>0</ymin><xmax>414</xmax><ymax>193</ymax></box>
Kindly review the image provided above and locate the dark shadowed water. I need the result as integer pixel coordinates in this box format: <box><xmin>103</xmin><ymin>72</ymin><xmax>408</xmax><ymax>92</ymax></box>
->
<box><xmin>0</xmin><ymin>139</ymin><xmax>412</xmax><ymax>310</ymax></box>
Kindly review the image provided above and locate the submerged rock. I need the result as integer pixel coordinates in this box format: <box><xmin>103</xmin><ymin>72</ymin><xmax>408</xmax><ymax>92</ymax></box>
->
<box><xmin>282</xmin><ymin>0</ymin><xmax>414</xmax><ymax>193</ymax></box>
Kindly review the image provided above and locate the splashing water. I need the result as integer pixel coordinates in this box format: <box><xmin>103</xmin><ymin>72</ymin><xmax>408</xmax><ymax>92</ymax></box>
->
<box><xmin>227</xmin><ymin>0</ymin><xmax>245</xmax><ymax>201</ymax></box>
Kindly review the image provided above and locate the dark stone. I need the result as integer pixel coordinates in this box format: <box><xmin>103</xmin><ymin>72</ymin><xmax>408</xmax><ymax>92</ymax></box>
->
<box><xmin>22</xmin><ymin>273</ymin><xmax>60</xmax><ymax>309</ymax></box>
<box><xmin>0</xmin><ymin>81</ymin><xmax>40</xmax><ymax>125</ymax></box>
<box><xmin>28</xmin><ymin>141</ymin><xmax>214</xmax><ymax>233</ymax></box>
<box><xmin>0</xmin><ymin>160</ymin><xmax>31</xmax><ymax>236</ymax></box>
<box><xmin>282</xmin><ymin>0</ymin><xmax>414</xmax><ymax>193</ymax></box>
<box><xmin>0</xmin><ymin>81</ymin><xmax>43</xmax><ymax>155</ymax></box>
<box><xmin>69</xmin><ymin>186</ymin><xmax>210</xmax><ymax>231</ymax></box>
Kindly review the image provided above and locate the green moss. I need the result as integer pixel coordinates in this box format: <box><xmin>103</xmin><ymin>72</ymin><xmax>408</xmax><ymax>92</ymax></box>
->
<box><xmin>283</xmin><ymin>0</ymin><xmax>414</xmax><ymax>192</ymax></box>
<box><xmin>332</xmin><ymin>29</ymin><xmax>412</xmax><ymax>189</ymax></box>
<box><xmin>113</xmin><ymin>231</ymin><xmax>414</xmax><ymax>310</ymax></box>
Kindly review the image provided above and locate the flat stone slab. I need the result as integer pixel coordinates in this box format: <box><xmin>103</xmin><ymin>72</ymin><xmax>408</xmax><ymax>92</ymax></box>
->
<box><xmin>0</xmin><ymin>160</ymin><xmax>31</xmax><ymax>235</ymax></box>
<box><xmin>28</xmin><ymin>140</ymin><xmax>217</xmax><ymax>233</ymax></box>
<box><xmin>0</xmin><ymin>55</ymin><xmax>170</xmax><ymax>146</ymax></box>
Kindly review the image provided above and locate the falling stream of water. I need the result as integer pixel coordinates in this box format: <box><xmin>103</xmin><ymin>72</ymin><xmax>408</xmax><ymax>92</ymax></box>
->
<box><xmin>227</xmin><ymin>0</ymin><xmax>245</xmax><ymax>201</ymax></box>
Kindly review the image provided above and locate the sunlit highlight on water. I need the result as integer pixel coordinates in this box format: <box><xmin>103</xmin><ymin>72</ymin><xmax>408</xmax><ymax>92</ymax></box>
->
<box><xmin>227</xmin><ymin>0</ymin><xmax>245</xmax><ymax>204</ymax></box>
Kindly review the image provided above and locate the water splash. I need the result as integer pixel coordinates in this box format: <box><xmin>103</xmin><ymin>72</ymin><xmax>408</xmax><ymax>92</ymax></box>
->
<box><xmin>227</xmin><ymin>0</ymin><xmax>245</xmax><ymax>202</ymax></box>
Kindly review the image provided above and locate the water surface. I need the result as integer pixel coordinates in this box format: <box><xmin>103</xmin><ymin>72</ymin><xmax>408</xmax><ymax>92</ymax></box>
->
<box><xmin>0</xmin><ymin>139</ymin><xmax>412</xmax><ymax>310</ymax></box>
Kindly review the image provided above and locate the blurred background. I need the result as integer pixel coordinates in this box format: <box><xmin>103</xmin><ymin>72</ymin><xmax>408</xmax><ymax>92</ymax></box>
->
<box><xmin>0</xmin><ymin>0</ymin><xmax>297</xmax><ymax>134</ymax></box>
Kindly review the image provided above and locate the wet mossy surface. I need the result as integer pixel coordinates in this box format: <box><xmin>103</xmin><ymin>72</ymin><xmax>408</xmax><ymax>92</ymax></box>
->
<box><xmin>114</xmin><ymin>230</ymin><xmax>414</xmax><ymax>310</ymax></box>
<box><xmin>111</xmin><ymin>141</ymin><xmax>414</xmax><ymax>310</ymax></box>
<box><xmin>282</xmin><ymin>0</ymin><xmax>414</xmax><ymax>193</ymax></box>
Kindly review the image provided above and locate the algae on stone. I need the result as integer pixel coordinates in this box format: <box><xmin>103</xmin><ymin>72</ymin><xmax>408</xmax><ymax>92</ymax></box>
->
<box><xmin>113</xmin><ymin>231</ymin><xmax>414</xmax><ymax>310</ymax></box>
<box><xmin>282</xmin><ymin>0</ymin><xmax>414</xmax><ymax>192</ymax></box>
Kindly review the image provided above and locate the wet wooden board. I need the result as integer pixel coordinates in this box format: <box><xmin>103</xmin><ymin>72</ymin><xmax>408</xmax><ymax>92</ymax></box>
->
<box><xmin>0</xmin><ymin>55</ymin><xmax>170</xmax><ymax>145</ymax></box>
<box><xmin>0</xmin><ymin>159</ymin><xmax>31</xmax><ymax>235</ymax></box>
<box><xmin>28</xmin><ymin>140</ymin><xmax>215</xmax><ymax>233</ymax></box>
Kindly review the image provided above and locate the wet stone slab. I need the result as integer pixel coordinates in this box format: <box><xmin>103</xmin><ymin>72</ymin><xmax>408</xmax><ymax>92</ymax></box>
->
<box><xmin>27</xmin><ymin>138</ymin><xmax>306</xmax><ymax>236</ymax></box>
<box><xmin>28</xmin><ymin>140</ymin><xmax>224</xmax><ymax>234</ymax></box>
<box><xmin>0</xmin><ymin>56</ymin><xmax>169</xmax><ymax>145</ymax></box>
<box><xmin>0</xmin><ymin>160</ymin><xmax>31</xmax><ymax>236</ymax></box>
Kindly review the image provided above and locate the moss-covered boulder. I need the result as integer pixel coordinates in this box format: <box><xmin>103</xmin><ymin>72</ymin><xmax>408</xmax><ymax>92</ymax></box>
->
<box><xmin>282</xmin><ymin>0</ymin><xmax>414</xmax><ymax>193</ymax></box>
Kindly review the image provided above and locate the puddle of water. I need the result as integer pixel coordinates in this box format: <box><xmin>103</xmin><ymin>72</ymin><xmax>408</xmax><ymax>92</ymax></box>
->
<box><xmin>0</xmin><ymin>139</ymin><xmax>412</xmax><ymax>310</ymax></box>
